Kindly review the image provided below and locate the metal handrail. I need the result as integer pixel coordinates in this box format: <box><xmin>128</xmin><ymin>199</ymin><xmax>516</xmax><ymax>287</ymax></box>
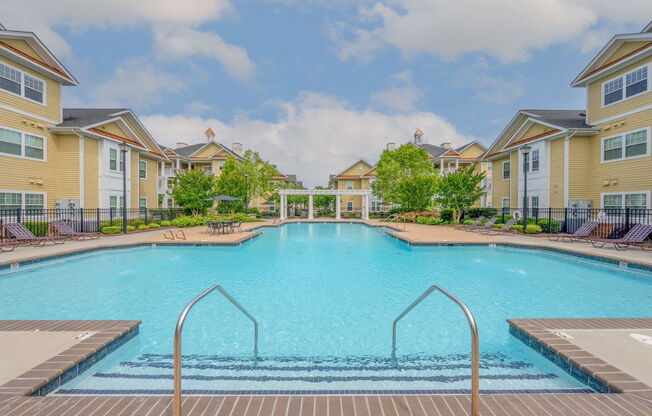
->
<box><xmin>392</xmin><ymin>285</ymin><xmax>480</xmax><ymax>416</ymax></box>
<box><xmin>173</xmin><ymin>285</ymin><xmax>259</xmax><ymax>416</ymax></box>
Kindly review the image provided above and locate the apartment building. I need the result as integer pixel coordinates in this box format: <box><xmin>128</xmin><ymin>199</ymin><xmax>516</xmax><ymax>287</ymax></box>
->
<box><xmin>485</xmin><ymin>23</ymin><xmax>652</xmax><ymax>211</ymax></box>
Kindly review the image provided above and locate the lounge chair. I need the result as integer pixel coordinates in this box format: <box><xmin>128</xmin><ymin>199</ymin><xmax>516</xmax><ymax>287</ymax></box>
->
<box><xmin>548</xmin><ymin>220</ymin><xmax>598</xmax><ymax>242</ymax></box>
<box><xmin>2</xmin><ymin>223</ymin><xmax>66</xmax><ymax>246</ymax></box>
<box><xmin>468</xmin><ymin>217</ymin><xmax>497</xmax><ymax>232</ymax></box>
<box><xmin>589</xmin><ymin>224</ymin><xmax>652</xmax><ymax>251</ymax></box>
<box><xmin>464</xmin><ymin>216</ymin><xmax>484</xmax><ymax>227</ymax></box>
<box><xmin>0</xmin><ymin>240</ymin><xmax>18</xmax><ymax>252</ymax></box>
<box><xmin>51</xmin><ymin>220</ymin><xmax>100</xmax><ymax>240</ymax></box>
<box><xmin>480</xmin><ymin>218</ymin><xmax>516</xmax><ymax>235</ymax></box>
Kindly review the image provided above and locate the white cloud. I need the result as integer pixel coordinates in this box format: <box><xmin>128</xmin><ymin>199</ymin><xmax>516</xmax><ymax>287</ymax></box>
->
<box><xmin>336</xmin><ymin>0</ymin><xmax>652</xmax><ymax>63</ymax></box>
<box><xmin>2</xmin><ymin>0</ymin><xmax>254</xmax><ymax>82</ymax></box>
<box><xmin>371</xmin><ymin>70</ymin><xmax>423</xmax><ymax>112</ymax></box>
<box><xmin>154</xmin><ymin>27</ymin><xmax>256</xmax><ymax>81</ymax></box>
<box><xmin>88</xmin><ymin>60</ymin><xmax>186</xmax><ymax>107</ymax></box>
<box><xmin>141</xmin><ymin>92</ymin><xmax>471</xmax><ymax>187</ymax></box>
<box><xmin>453</xmin><ymin>58</ymin><xmax>526</xmax><ymax>104</ymax></box>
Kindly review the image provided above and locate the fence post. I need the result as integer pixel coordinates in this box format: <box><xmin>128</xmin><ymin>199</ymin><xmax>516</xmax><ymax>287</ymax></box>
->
<box><xmin>110</xmin><ymin>208</ymin><xmax>114</xmax><ymax>226</ymax></box>
<box><xmin>16</xmin><ymin>208</ymin><xmax>21</xmax><ymax>224</ymax></box>
<box><xmin>79</xmin><ymin>208</ymin><xmax>84</xmax><ymax>232</ymax></box>
<box><xmin>96</xmin><ymin>208</ymin><xmax>101</xmax><ymax>232</ymax></box>
<box><xmin>625</xmin><ymin>207</ymin><xmax>630</xmax><ymax>233</ymax></box>
<box><xmin>145</xmin><ymin>208</ymin><xmax>148</xmax><ymax>225</ymax></box>
<box><xmin>563</xmin><ymin>208</ymin><xmax>568</xmax><ymax>233</ymax></box>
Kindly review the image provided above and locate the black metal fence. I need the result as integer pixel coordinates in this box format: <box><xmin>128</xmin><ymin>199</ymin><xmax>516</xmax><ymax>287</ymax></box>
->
<box><xmin>465</xmin><ymin>207</ymin><xmax>652</xmax><ymax>239</ymax></box>
<box><xmin>0</xmin><ymin>208</ymin><xmax>184</xmax><ymax>241</ymax></box>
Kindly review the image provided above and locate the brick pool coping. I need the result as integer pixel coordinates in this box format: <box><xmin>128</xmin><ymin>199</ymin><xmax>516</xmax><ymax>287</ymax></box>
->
<box><xmin>0</xmin><ymin>320</ymin><xmax>140</xmax><ymax>401</ymax></box>
<box><xmin>508</xmin><ymin>318</ymin><xmax>652</xmax><ymax>400</ymax></box>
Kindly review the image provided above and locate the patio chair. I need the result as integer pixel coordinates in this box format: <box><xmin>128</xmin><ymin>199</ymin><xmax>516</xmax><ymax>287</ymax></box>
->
<box><xmin>548</xmin><ymin>220</ymin><xmax>598</xmax><ymax>242</ymax></box>
<box><xmin>2</xmin><ymin>223</ymin><xmax>66</xmax><ymax>246</ymax></box>
<box><xmin>230</xmin><ymin>221</ymin><xmax>243</xmax><ymax>233</ymax></box>
<box><xmin>589</xmin><ymin>224</ymin><xmax>652</xmax><ymax>251</ymax></box>
<box><xmin>464</xmin><ymin>216</ymin><xmax>484</xmax><ymax>227</ymax></box>
<box><xmin>0</xmin><ymin>240</ymin><xmax>18</xmax><ymax>252</ymax></box>
<box><xmin>468</xmin><ymin>217</ymin><xmax>497</xmax><ymax>232</ymax></box>
<box><xmin>51</xmin><ymin>220</ymin><xmax>100</xmax><ymax>240</ymax></box>
<box><xmin>480</xmin><ymin>218</ymin><xmax>516</xmax><ymax>235</ymax></box>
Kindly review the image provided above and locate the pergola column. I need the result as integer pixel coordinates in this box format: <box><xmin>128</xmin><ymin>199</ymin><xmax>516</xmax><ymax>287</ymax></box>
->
<box><xmin>362</xmin><ymin>194</ymin><xmax>369</xmax><ymax>220</ymax></box>
<box><xmin>280</xmin><ymin>194</ymin><xmax>287</xmax><ymax>220</ymax></box>
<box><xmin>308</xmin><ymin>194</ymin><xmax>314</xmax><ymax>219</ymax></box>
<box><xmin>335</xmin><ymin>194</ymin><xmax>341</xmax><ymax>219</ymax></box>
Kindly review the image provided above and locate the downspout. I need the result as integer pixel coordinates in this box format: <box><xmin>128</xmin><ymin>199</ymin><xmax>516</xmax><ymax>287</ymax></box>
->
<box><xmin>563</xmin><ymin>129</ymin><xmax>578</xmax><ymax>208</ymax></box>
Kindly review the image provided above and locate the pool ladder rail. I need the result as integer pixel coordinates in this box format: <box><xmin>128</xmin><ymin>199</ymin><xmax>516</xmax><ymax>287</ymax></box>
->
<box><xmin>173</xmin><ymin>285</ymin><xmax>258</xmax><ymax>416</ymax></box>
<box><xmin>392</xmin><ymin>285</ymin><xmax>480</xmax><ymax>416</ymax></box>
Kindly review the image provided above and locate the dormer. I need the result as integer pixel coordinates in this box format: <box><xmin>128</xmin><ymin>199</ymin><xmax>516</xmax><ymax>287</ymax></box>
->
<box><xmin>0</xmin><ymin>28</ymin><xmax>77</xmax><ymax>123</ymax></box>
<box><xmin>572</xmin><ymin>22</ymin><xmax>652</xmax><ymax>125</ymax></box>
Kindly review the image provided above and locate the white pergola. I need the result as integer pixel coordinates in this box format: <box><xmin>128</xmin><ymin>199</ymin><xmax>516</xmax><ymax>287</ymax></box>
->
<box><xmin>278</xmin><ymin>189</ymin><xmax>373</xmax><ymax>220</ymax></box>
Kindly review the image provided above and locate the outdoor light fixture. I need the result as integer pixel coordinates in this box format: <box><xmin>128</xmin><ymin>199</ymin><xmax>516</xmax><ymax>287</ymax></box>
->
<box><xmin>520</xmin><ymin>145</ymin><xmax>532</xmax><ymax>232</ymax></box>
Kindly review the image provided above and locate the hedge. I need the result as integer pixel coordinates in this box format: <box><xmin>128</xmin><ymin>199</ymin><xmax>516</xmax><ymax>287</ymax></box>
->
<box><xmin>160</xmin><ymin>220</ymin><xmax>172</xmax><ymax>227</ymax></box>
<box><xmin>101</xmin><ymin>226</ymin><xmax>121</xmax><ymax>234</ymax></box>
<box><xmin>417</xmin><ymin>216</ymin><xmax>444</xmax><ymax>225</ymax></box>
<box><xmin>23</xmin><ymin>221</ymin><xmax>49</xmax><ymax>237</ymax></box>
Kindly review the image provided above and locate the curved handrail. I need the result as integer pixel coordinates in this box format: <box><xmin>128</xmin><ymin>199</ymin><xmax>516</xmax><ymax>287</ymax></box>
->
<box><xmin>173</xmin><ymin>285</ymin><xmax>259</xmax><ymax>416</ymax></box>
<box><xmin>391</xmin><ymin>285</ymin><xmax>480</xmax><ymax>416</ymax></box>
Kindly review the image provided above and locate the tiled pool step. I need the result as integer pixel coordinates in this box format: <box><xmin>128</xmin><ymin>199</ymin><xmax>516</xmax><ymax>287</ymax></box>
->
<box><xmin>51</xmin><ymin>352</ymin><xmax>584</xmax><ymax>395</ymax></box>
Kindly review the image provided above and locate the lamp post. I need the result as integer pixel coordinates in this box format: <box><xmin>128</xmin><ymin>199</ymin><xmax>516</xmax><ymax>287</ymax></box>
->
<box><xmin>520</xmin><ymin>145</ymin><xmax>532</xmax><ymax>233</ymax></box>
<box><xmin>118</xmin><ymin>142</ymin><xmax>130</xmax><ymax>234</ymax></box>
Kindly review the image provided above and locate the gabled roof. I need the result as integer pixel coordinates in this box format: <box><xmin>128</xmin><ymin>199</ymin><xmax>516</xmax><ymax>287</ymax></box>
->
<box><xmin>187</xmin><ymin>140</ymin><xmax>243</xmax><ymax>160</ymax></box>
<box><xmin>571</xmin><ymin>25</ymin><xmax>652</xmax><ymax>87</ymax></box>
<box><xmin>334</xmin><ymin>159</ymin><xmax>373</xmax><ymax>178</ymax></box>
<box><xmin>418</xmin><ymin>143</ymin><xmax>462</xmax><ymax>158</ymax></box>
<box><xmin>0</xmin><ymin>29</ymin><xmax>77</xmax><ymax>85</ymax></box>
<box><xmin>59</xmin><ymin>108</ymin><xmax>129</xmax><ymax>127</ymax></box>
<box><xmin>455</xmin><ymin>140</ymin><xmax>487</xmax><ymax>153</ymax></box>
<box><xmin>520</xmin><ymin>109</ymin><xmax>592</xmax><ymax>129</ymax></box>
<box><xmin>173</xmin><ymin>143</ymin><xmax>206</xmax><ymax>157</ymax></box>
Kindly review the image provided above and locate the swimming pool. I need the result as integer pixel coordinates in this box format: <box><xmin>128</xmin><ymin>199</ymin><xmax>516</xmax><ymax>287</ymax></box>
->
<box><xmin>1</xmin><ymin>223</ymin><xmax>650</xmax><ymax>394</ymax></box>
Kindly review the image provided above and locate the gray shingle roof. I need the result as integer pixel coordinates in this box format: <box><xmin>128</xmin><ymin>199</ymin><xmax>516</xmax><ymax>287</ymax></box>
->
<box><xmin>58</xmin><ymin>108</ymin><xmax>128</xmax><ymax>127</ymax></box>
<box><xmin>522</xmin><ymin>109</ymin><xmax>591</xmax><ymax>129</ymax></box>
<box><xmin>418</xmin><ymin>143</ymin><xmax>450</xmax><ymax>158</ymax></box>
<box><xmin>173</xmin><ymin>143</ymin><xmax>206</xmax><ymax>157</ymax></box>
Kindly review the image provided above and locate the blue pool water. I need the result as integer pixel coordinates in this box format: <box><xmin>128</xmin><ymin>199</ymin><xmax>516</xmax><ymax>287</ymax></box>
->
<box><xmin>1</xmin><ymin>223</ymin><xmax>651</xmax><ymax>394</ymax></box>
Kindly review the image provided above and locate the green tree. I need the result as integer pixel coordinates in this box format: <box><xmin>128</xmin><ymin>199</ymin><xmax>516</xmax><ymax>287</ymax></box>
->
<box><xmin>372</xmin><ymin>144</ymin><xmax>437</xmax><ymax>210</ymax></box>
<box><xmin>169</xmin><ymin>169</ymin><xmax>217</xmax><ymax>215</ymax></box>
<box><xmin>433</xmin><ymin>167</ymin><xmax>486</xmax><ymax>222</ymax></box>
<box><xmin>313</xmin><ymin>186</ymin><xmax>335</xmax><ymax>210</ymax></box>
<box><xmin>214</xmin><ymin>151</ymin><xmax>278</xmax><ymax>212</ymax></box>
<box><xmin>214</xmin><ymin>157</ymin><xmax>248</xmax><ymax>212</ymax></box>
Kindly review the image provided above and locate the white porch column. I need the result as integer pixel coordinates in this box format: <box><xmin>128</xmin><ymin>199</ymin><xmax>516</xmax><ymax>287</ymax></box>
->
<box><xmin>455</xmin><ymin>159</ymin><xmax>459</xmax><ymax>170</ymax></box>
<box><xmin>175</xmin><ymin>159</ymin><xmax>180</xmax><ymax>170</ymax></box>
<box><xmin>363</xmin><ymin>194</ymin><xmax>370</xmax><ymax>220</ymax></box>
<box><xmin>280</xmin><ymin>194</ymin><xmax>287</xmax><ymax>220</ymax></box>
<box><xmin>308</xmin><ymin>194</ymin><xmax>314</xmax><ymax>219</ymax></box>
<box><xmin>335</xmin><ymin>194</ymin><xmax>341</xmax><ymax>220</ymax></box>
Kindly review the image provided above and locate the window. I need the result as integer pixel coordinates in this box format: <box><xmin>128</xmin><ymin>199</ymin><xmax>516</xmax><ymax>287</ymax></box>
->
<box><xmin>203</xmin><ymin>166</ymin><xmax>213</xmax><ymax>174</ymax></box>
<box><xmin>0</xmin><ymin>127</ymin><xmax>45</xmax><ymax>160</ymax></box>
<box><xmin>502</xmin><ymin>161</ymin><xmax>510</xmax><ymax>180</ymax></box>
<box><xmin>371</xmin><ymin>201</ymin><xmax>380</xmax><ymax>212</ymax></box>
<box><xmin>218</xmin><ymin>162</ymin><xmax>224</xmax><ymax>171</ymax></box>
<box><xmin>346</xmin><ymin>181</ymin><xmax>353</xmax><ymax>190</ymax></box>
<box><xmin>346</xmin><ymin>201</ymin><xmax>353</xmax><ymax>211</ymax></box>
<box><xmin>501</xmin><ymin>197</ymin><xmax>510</xmax><ymax>209</ymax></box>
<box><xmin>530</xmin><ymin>196</ymin><xmax>539</xmax><ymax>208</ymax></box>
<box><xmin>0</xmin><ymin>192</ymin><xmax>44</xmax><ymax>211</ymax></box>
<box><xmin>109</xmin><ymin>196</ymin><xmax>125</xmax><ymax>209</ymax></box>
<box><xmin>531</xmin><ymin>149</ymin><xmax>539</xmax><ymax>172</ymax></box>
<box><xmin>486</xmin><ymin>162</ymin><xmax>493</xmax><ymax>171</ymax></box>
<box><xmin>602</xmin><ymin>128</ymin><xmax>649</xmax><ymax>162</ymax></box>
<box><xmin>139</xmin><ymin>160</ymin><xmax>147</xmax><ymax>179</ymax></box>
<box><xmin>603</xmin><ymin>64</ymin><xmax>649</xmax><ymax>106</ymax></box>
<box><xmin>602</xmin><ymin>192</ymin><xmax>648</xmax><ymax>211</ymax></box>
<box><xmin>0</xmin><ymin>62</ymin><xmax>46</xmax><ymax>104</ymax></box>
<box><xmin>139</xmin><ymin>197</ymin><xmax>147</xmax><ymax>209</ymax></box>
<box><xmin>110</xmin><ymin>149</ymin><xmax>118</xmax><ymax>171</ymax></box>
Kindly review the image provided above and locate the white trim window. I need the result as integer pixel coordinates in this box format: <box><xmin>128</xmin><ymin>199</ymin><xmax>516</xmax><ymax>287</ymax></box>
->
<box><xmin>501</xmin><ymin>197</ymin><xmax>510</xmax><ymax>209</ymax></box>
<box><xmin>109</xmin><ymin>148</ymin><xmax>125</xmax><ymax>172</ymax></box>
<box><xmin>346</xmin><ymin>181</ymin><xmax>353</xmax><ymax>190</ymax></box>
<box><xmin>0</xmin><ymin>126</ymin><xmax>45</xmax><ymax>161</ymax></box>
<box><xmin>602</xmin><ymin>64</ymin><xmax>649</xmax><ymax>107</ymax></box>
<box><xmin>346</xmin><ymin>201</ymin><xmax>353</xmax><ymax>211</ymax></box>
<box><xmin>139</xmin><ymin>197</ymin><xmax>147</xmax><ymax>210</ymax></box>
<box><xmin>602</xmin><ymin>192</ymin><xmax>649</xmax><ymax>211</ymax></box>
<box><xmin>371</xmin><ymin>201</ymin><xmax>380</xmax><ymax>212</ymax></box>
<box><xmin>109</xmin><ymin>195</ymin><xmax>125</xmax><ymax>209</ymax></box>
<box><xmin>601</xmin><ymin>128</ymin><xmax>650</xmax><ymax>162</ymax></box>
<box><xmin>0</xmin><ymin>62</ymin><xmax>46</xmax><ymax>105</ymax></box>
<box><xmin>502</xmin><ymin>161</ymin><xmax>510</xmax><ymax>180</ymax></box>
<box><xmin>139</xmin><ymin>160</ymin><xmax>147</xmax><ymax>179</ymax></box>
<box><xmin>0</xmin><ymin>191</ymin><xmax>45</xmax><ymax>211</ymax></box>
<box><xmin>203</xmin><ymin>166</ymin><xmax>213</xmax><ymax>175</ymax></box>
<box><xmin>218</xmin><ymin>161</ymin><xmax>225</xmax><ymax>171</ymax></box>
<box><xmin>530</xmin><ymin>149</ymin><xmax>539</xmax><ymax>172</ymax></box>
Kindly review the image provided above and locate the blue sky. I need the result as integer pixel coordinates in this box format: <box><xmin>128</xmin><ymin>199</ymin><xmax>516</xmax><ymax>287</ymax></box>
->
<box><xmin>5</xmin><ymin>1</ymin><xmax>651</xmax><ymax>186</ymax></box>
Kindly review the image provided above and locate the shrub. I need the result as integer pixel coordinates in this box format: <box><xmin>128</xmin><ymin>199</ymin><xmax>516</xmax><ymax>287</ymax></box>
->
<box><xmin>23</xmin><ymin>221</ymin><xmax>49</xmax><ymax>237</ymax></box>
<box><xmin>129</xmin><ymin>218</ymin><xmax>145</xmax><ymax>227</ymax></box>
<box><xmin>511</xmin><ymin>225</ymin><xmax>524</xmax><ymax>232</ymax></box>
<box><xmin>440</xmin><ymin>208</ymin><xmax>454</xmax><ymax>223</ymax></box>
<box><xmin>137</xmin><ymin>224</ymin><xmax>149</xmax><ymax>230</ymax></box>
<box><xmin>148</xmin><ymin>223</ymin><xmax>161</xmax><ymax>228</ymax></box>
<box><xmin>349</xmin><ymin>212</ymin><xmax>357</xmax><ymax>218</ymax></box>
<box><xmin>465</xmin><ymin>207</ymin><xmax>497</xmax><ymax>219</ymax></box>
<box><xmin>536</xmin><ymin>218</ymin><xmax>560</xmax><ymax>233</ymax></box>
<box><xmin>369</xmin><ymin>212</ymin><xmax>380</xmax><ymax>218</ymax></box>
<box><xmin>101</xmin><ymin>226</ymin><xmax>121</xmax><ymax>234</ymax></box>
<box><xmin>417</xmin><ymin>216</ymin><xmax>444</xmax><ymax>225</ymax></box>
<box><xmin>245</xmin><ymin>208</ymin><xmax>260</xmax><ymax>215</ymax></box>
<box><xmin>493</xmin><ymin>223</ymin><xmax>504</xmax><ymax>228</ymax></box>
<box><xmin>525</xmin><ymin>224</ymin><xmax>543</xmax><ymax>234</ymax></box>
<box><xmin>126</xmin><ymin>225</ymin><xmax>135</xmax><ymax>231</ymax></box>
<box><xmin>160</xmin><ymin>220</ymin><xmax>172</xmax><ymax>227</ymax></box>
<box><xmin>462</xmin><ymin>219</ymin><xmax>475</xmax><ymax>225</ymax></box>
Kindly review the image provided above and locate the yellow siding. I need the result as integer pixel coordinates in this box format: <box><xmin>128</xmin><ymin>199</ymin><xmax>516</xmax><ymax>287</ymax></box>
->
<box><xmin>84</xmin><ymin>137</ymin><xmax>99</xmax><ymax>208</ymax></box>
<box><xmin>55</xmin><ymin>135</ymin><xmax>80</xmax><ymax>201</ymax></box>
<box><xmin>97</xmin><ymin>121</ymin><xmax>130</xmax><ymax>138</ymax></box>
<box><xmin>514</xmin><ymin>123</ymin><xmax>553</xmax><ymax>142</ymax></box>
<box><xmin>460</xmin><ymin>143</ymin><xmax>485</xmax><ymax>159</ymax></box>
<box><xmin>509</xmin><ymin>151</ymin><xmax>519</xmax><ymax>208</ymax></box>
<box><xmin>603</xmin><ymin>41</ymin><xmax>650</xmax><ymax>66</ymax></box>
<box><xmin>587</xmin><ymin>55</ymin><xmax>652</xmax><ymax>124</ymax></box>
<box><xmin>491</xmin><ymin>156</ymin><xmax>510</xmax><ymax>207</ymax></box>
<box><xmin>138</xmin><ymin>155</ymin><xmax>158</xmax><ymax>208</ymax></box>
<box><xmin>549</xmin><ymin>138</ymin><xmax>565</xmax><ymax>207</ymax></box>
<box><xmin>1</xmin><ymin>39</ymin><xmax>42</xmax><ymax>61</ymax></box>
<box><xmin>193</xmin><ymin>142</ymin><xmax>221</xmax><ymax>158</ymax></box>
<box><xmin>0</xmin><ymin>55</ymin><xmax>62</xmax><ymax>123</ymax></box>
<box><xmin>339</xmin><ymin>161</ymin><xmax>372</xmax><ymax>176</ymax></box>
<box><xmin>567</xmin><ymin>137</ymin><xmax>592</xmax><ymax>201</ymax></box>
